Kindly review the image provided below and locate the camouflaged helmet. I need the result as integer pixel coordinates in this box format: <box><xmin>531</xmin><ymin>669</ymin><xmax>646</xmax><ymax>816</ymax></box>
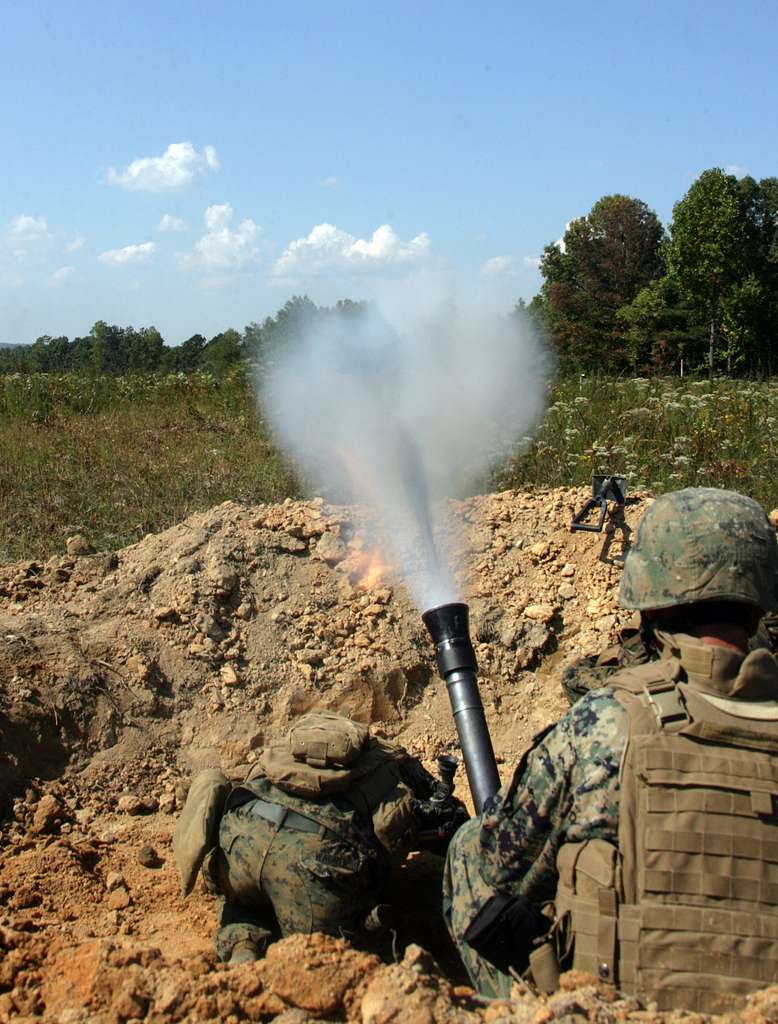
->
<box><xmin>620</xmin><ymin>487</ymin><xmax>778</xmax><ymax>613</ymax></box>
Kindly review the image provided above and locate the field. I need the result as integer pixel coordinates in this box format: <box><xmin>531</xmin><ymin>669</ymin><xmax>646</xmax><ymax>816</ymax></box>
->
<box><xmin>2</xmin><ymin>370</ymin><xmax>777</xmax><ymax>562</ymax></box>
<box><xmin>495</xmin><ymin>374</ymin><xmax>778</xmax><ymax>508</ymax></box>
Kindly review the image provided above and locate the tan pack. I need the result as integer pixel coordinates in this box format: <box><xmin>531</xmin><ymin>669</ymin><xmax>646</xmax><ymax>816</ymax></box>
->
<box><xmin>172</xmin><ymin>768</ymin><xmax>230</xmax><ymax>896</ymax></box>
<box><xmin>289</xmin><ymin>711</ymin><xmax>368</xmax><ymax>768</ymax></box>
<box><xmin>255</xmin><ymin>719</ymin><xmax>417</xmax><ymax>854</ymax></box>
<box><xmin>555</xmin><ymin>670</ymin><xmax>778</xmax><ymax>1013</ymax></box>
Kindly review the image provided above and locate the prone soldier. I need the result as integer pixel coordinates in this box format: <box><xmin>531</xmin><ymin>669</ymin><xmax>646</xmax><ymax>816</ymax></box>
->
<box><xmin>174</xmin><ymin>710</ymin><xmax>465</xmax><ymax>963</ymax></box>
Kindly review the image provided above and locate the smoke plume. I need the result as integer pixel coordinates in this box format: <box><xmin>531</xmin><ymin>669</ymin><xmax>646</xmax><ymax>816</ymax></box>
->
<box><xmin>259</xmin><ymin>294</ymin><xmax>549</xmax><ymax>612</ymax></box>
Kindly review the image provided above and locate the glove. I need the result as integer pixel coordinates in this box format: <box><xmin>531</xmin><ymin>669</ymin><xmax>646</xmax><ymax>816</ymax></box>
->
<box><xmin>413</xmin><ymin>795</ymin><xmax>469</xmax><ymax>853</ymax></box>
<box><xmin>463</xmin><ymin>892</ymin><xmax>548</xmax><ymax>974</ymax></box>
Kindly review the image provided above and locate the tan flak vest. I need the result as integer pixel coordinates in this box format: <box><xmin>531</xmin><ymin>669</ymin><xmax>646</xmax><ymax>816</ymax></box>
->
<box><xmin>553</xmin><ymin>632</ymin><xmax>778</xmax><ymax>1013</ymax></box>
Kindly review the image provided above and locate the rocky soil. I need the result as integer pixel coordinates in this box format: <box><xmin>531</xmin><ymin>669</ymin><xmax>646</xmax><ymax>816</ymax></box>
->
<box><xmin>2</xmin><ymin>486</ymin><xmax>776</xmax><ymax>1023</ymax></box>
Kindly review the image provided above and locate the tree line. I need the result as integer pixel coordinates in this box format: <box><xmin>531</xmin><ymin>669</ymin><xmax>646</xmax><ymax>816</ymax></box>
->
<box><xmin>526</xmin><ymin>168</ymin><xmax>778</xmax><ymax>374</ymax></box>
<box><xmin>1</xmin><ymin>168</ymin><xmax>776</xmax><ymax>378</ymax></box>
<box><xmin>0</xmin><ymin>297</ymin><xmax>366</xmax><ymax>377</ymax></box>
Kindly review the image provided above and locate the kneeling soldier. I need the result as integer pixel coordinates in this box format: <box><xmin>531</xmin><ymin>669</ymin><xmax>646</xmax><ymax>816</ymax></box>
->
<box><xmin>445</xmin><ymin>488</ymin><xmax>778</xmax><ymax>1012</ymax></box>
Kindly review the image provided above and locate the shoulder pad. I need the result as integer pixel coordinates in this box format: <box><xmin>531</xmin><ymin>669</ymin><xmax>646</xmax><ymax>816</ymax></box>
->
<box><xmin>606</xmin><ymin>657</ymin><xmax>680</xmax><ymax>696</ymax></box>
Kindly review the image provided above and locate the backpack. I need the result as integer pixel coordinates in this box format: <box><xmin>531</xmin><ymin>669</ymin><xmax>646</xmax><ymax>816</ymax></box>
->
<box><xmin>172</xmin><ymin>768</ymin><xmax>230</xmax><ymax>895</ymax></box>
<box><xmin>254</xmin><ymin>712</ymin><xmax>418</xmax><ymax>854</ymax></box>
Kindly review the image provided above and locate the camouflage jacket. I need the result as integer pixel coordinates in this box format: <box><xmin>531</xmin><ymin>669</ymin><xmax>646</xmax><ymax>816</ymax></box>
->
<box><xmin>476</xmin><ymin>690</ymin><xmax>625</xmax><ymax>906</ymax></box>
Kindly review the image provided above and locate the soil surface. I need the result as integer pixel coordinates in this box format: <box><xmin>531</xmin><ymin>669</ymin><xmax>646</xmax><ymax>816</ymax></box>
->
<box><xmin>2</xmin><ymin>486</ymin><xmax>776</xmax><ymax>1022</ymax></box>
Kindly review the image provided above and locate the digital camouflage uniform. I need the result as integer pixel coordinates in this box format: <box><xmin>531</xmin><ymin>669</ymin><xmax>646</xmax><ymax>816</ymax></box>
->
<box><xmin>443</xmin><ymin>688</ymin><xmax>625</xmax><ymax>997</ymax></box>
<box><xmin>209</xmin><ymin>775</ymin><xmax>392</xmax><ymax>961</ymax></box>
<box><xmin>445</xmin><ymin>488</ymin><xmax>778</xmax><ymax>1003</ymax></box>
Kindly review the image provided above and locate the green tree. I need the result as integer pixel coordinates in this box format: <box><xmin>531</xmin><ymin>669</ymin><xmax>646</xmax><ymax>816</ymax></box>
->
<box><xmin>167</xmin><ymin>333</ymin><xmax>206</xmax><ymax>372</ymax></box>
<box><xmin>199</xmin><ymin>328</ymin><xmax>244</xmax><ymax>376</ymax></box>
<box><xmin>616</xmin><ymin>277</ymin><xmax>705</xmax><ymax>372</ymax></box>
<box><xmin>539</xmin><ymin>194</ymin><xmax>664</xmax><ymax>370</ymax></box>
<box><xmin>130</xmin><ymin>327</ymin><xmax>166</xmax><ymax>371</ymax></box>
<box><xmin>666</xmin><ymin>169</ymin><xmax>750</xmax><ymax>375</ymax></box>
<box><xmin>28</xmin><ymin>335</ymin><xmax>72</xmax><ymax>372</ymax></box>
<box><xmin>245</xmin><ymin>295</ymin><xmax>320</xmax><ymax>377</ymax></box>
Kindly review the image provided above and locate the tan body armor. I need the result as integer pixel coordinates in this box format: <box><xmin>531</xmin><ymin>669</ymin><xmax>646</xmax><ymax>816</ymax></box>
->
<box><xmin>555</xmin><ymin>639</ymin><xmax>778</xmax><ymax>1013</ymax></box>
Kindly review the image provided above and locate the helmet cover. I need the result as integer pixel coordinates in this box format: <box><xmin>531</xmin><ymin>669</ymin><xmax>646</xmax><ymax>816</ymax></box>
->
<box><xmin>619</xmin><ymin>487</ymin><xmax>778</xmax><ymax>613</ymax></box>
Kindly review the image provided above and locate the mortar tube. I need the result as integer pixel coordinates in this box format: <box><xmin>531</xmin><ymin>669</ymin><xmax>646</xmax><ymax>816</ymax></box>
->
<box><xmin>422</xmin><ymin>602</ymin><xmax>501</xmax><ymax>814</ymax></box>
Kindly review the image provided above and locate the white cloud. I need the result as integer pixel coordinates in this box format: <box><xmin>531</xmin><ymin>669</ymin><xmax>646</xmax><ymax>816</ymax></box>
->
<box><xmin>9</xmin><ymin>215</ymin><xmax>51</xmax><ymax>241</ymax></box>
<box><xmin>49</xmin><ymin>266</ymin><xmax>75</xmax><ymax>287</ymax></box>
<box><xmin>98</xmin><ymin>241</ymin><xmax>156</xmax><ymax>266</ymax></box>
<box><xmin>274</xmin><ymin>223</ymin><xmax>430</xmax><ymax>276</ymax></box>
<box><xmin>204</xmin><ymin>204</ymin><xmax>232</xmax><ymax>231</ymax></box>
<box><xmin>481</xmin><ymin>255</ymin><xmax>516</xmax><ymax>277</ymax></box>
<box><xmin>105</xmin><ymin>142</ymin><xmax>219</xmax><ymax>191</ymax></box>
<box><xmin>726</xmin><ymin>163</ymin><xmax>748</xmax><ymax>177</ymax></box>
<box><xmin>321</xmin><ymin>176</ymin><xmax>339</xmax><ymax>188</ymax></box>
<box><xmin>158</xmin><ymin>213</ymin><xmax>187</xmax><ymax>232</ymax></box>
<box><xmin>524</xmin><ymin>255</ymin><xmax>542</xmax><ymax>269</ymax></box>
<box><xmin>178</xmin><ymin>203</ymin><xmax>260</xmax><ymax>270</ymax></box>
<box><xmin>66</xmin><ymin>235</ymin><xmax>86</xmax><ymax>252</ymax></box>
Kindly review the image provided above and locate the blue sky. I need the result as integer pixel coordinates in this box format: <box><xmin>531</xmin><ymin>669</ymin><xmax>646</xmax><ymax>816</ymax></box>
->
<box><xmin>2</xmin><ymin>0</ymin><xmax>776</xmax><ymax>345</ymax></box>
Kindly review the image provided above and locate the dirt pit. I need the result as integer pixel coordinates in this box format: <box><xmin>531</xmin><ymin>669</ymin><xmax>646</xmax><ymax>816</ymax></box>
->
<box><xmin>2</xmin><ymin>486</ymin><xmax>777</xmax><ymax>1022</ymax></box>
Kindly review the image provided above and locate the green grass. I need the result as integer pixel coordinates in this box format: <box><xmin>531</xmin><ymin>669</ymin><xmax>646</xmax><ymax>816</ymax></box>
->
<box><xmin>2</xmin><ymin>371</ymin><xmax>777</xmax><ymax>563</ymax></box>
<box><xmin>0</xmin><ymin>372</ymin><xmax>299</xmax><ymax>562</ymax></box>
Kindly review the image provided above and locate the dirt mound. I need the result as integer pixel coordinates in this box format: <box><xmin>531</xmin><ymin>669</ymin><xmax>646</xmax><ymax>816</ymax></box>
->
<box><xmin>4</xmin><ymin>485</ymin><xmax>765</xmax><ymax>1021</ymax></box>
<box><xmin>0</xmin><ymin>487</ymin><xmax>636</xmax><ymax>803</ymax></box>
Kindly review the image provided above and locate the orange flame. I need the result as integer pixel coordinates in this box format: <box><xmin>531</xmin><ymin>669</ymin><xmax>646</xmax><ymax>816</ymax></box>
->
<box><xmin>333</xmin><ymin>444</ymin><xmax>394</xmax><ymax>589</ymax></box>
<box><xmin>345</xmin><ymin>548</ymin><xmax>392</xmax><ymax>590</ymax></box>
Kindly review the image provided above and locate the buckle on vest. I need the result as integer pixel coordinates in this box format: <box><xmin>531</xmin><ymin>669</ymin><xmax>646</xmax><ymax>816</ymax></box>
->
<box><xmin>644</xmin><ymin>681</ymin><xmax>690</xmax><ymax>728</ymax></box>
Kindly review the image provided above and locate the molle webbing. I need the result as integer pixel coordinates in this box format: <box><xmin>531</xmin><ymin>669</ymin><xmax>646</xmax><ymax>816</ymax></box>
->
<box><xmin>559</xmin><ymin>676</ymin><xmax>778</xmax><ymax>1013</ymax></box>
<box><xmin>618</xmin><ymin>684</ymin><xmax>778</xmax><ymax>1009</ymax></box>
<box><xmin>617</xmin><ymin>903</ymin><xmax>778</xmax><ymax>1012</ymax></box>
<box><xmin>632</xmin><ymin>724</ymin><xmax>778</xmax><ymax>911</ymax></box>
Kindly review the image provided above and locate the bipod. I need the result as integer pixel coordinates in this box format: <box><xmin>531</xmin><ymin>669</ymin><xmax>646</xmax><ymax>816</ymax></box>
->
<box><xmin>570</xmin><ymin>475</ymin><xmax>627</xmax><ymax>533</ymax></box>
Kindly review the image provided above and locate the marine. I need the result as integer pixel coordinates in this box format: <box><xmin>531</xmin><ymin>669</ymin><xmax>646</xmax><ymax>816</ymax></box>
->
<box><xmin>174</xmin><ymin>710</ymin><xmax>465</xmax><ymax>963</ymax></box>
<box><xmin>444</xmin><ymin>487</ymin><xmax>778</xmax><ymax>1012</ymax></box>
<box><xmin>561</xmin><ymin>504</ymin><xmax>778</xmax><ymax>704</ymax></box>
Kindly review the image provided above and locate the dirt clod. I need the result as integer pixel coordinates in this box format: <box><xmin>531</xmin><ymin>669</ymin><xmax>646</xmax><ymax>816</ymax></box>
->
<box><xmin>136</xmin><ymin>845</ymin><xmax>160</xmax><ymax>868</ymax></box>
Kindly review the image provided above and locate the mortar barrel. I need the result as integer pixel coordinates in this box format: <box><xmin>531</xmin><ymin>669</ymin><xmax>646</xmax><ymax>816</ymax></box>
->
<box><xmin>422</xmin><ymin>602</ymin><xmax>501</xmax><ymax>814</ymax></box>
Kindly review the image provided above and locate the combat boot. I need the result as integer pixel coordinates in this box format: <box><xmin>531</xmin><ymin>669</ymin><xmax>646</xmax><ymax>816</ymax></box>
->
<box><xmin>228</xmin><ymin>939</ymin><xmax>263</xmax><ymax>964</ymax></box>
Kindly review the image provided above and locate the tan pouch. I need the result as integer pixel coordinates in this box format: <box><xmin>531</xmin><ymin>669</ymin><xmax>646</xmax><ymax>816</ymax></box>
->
<box><xmin>290</xmin><ymin>712</ymin><xmax>368</xmax><ymax>768</ymax></box>
<box><xmin>529</xmin><ymin>942</ymin><xmax>560</xmax><ymax>994</ymax></box>
<box><xmin>172</xmin><ymin>768</ymin><xmax>230</xmax><ymax>896</ymax></box>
